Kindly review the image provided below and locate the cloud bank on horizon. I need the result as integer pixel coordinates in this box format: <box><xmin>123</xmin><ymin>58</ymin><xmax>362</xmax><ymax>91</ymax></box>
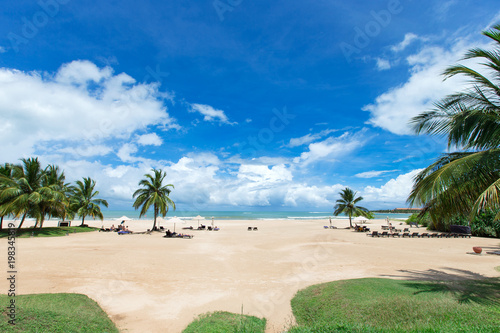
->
<box><xmin>0</xmin><ymin>1</ymin><xmax>498</xmax><ymax>211</ymax></box>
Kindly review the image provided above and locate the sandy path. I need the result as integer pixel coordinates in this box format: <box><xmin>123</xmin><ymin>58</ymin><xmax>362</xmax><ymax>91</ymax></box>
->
<box><xmin>2</xmin><ymin>218</ymin><xmax>499</xmax><ymax>332</ymax></box>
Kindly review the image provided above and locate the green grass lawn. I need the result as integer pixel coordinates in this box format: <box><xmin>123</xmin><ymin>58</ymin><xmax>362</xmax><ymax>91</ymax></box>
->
<box><xmin>182</xmin><ymin>311</ymin><xmax>266</xmax><ymax>333</ymax></box>
<box><xmin>0</xmin><ymin>293</ymin><xmax>118</xmax><ymax>332</ymax></box>
<box><xmin>0</xmin><ymin>226</ymin><xmax>99</xmax><ymax>238</ymax></box>
<box><xmin>290</xmin><ymin>277</ymin><xmax>500</xmax><ymax>332</ymax></box>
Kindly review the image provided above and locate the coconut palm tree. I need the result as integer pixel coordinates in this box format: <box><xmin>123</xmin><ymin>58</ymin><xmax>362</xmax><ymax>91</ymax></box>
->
<box><xmin>408</xmin><ymin>24</ymin><xmax>500</xmax><ymax>220</ymax></box>
<box><xmin>1</xmin><ymin>158</ymin><xmax>46</xmax><ymax>229</ymax></box>
<box><xmin>333</xmin><ymin>187</ymin><xmax>370</xmax><ymax>228</ymax></box>
<box><xmin>70</xmin><ymin>177</ymin><xmax>108</xmax><ymax>226</ymax></box>
<box><xmin>33</xmin><ymin>164</ymin><xmax>69</xmax><ymax>228</ymax></box>
<box><xmin>0</xmin><ymin>163</ymin><xmax>15</xmax><ymax>230</ymax></box>
<box><xmin>133</xmin><ymin>169</ymin><xmax>175</xmax><ymax>231</ymax></box>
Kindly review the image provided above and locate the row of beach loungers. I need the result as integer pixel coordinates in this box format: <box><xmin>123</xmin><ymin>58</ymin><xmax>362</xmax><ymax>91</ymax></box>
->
<box><xmin>367</xmin><ymin>231</ymin><xmax>471</xmax><ymax>238</ymax></box>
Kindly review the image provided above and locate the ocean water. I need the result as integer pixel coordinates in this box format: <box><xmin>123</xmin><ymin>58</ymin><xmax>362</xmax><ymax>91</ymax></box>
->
<box><xmin>100</xmin><ymin>210</ymin><xmax>411</xmax><ymax>221</ymax></box>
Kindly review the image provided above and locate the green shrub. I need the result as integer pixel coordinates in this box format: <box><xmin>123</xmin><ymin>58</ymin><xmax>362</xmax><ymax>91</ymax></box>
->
<box><xmin>406</xmin><ymin>213</ymin><xmax>431</xmax><ymax>228</ymax></box>
<box><xmin>446</xmin><ymin>210</ymin><xmax>500</xmax><ymax>238</ymax></box>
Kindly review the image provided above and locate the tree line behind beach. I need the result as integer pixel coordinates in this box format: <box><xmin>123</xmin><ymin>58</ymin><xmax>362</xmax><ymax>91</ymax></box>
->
<box><xmin>0</xmin><ymin>158</ymin><xmax>175</xmax><ymax>231</ymax></box>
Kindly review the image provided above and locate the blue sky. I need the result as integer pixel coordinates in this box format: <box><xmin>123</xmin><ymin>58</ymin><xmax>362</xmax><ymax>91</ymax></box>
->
<box><xmin>0</xmin><ymin>0</ymin><xmax>499</xmax><ymax>211</ymax></box>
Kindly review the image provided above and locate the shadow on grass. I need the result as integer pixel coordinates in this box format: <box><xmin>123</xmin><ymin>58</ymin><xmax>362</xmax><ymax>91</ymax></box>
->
<box><xmin>384</xmin><ymin>267</ymin><xmax>500</xmax><ymax>306</ymax></box>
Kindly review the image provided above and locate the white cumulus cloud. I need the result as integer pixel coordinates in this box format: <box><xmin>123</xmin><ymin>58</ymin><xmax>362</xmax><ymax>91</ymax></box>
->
<box><xmin>362</xmin><ymin>38</ymin><xmax>486</xmax><ymax>135</ymax></box>
<box><xmin>136</xmin><ymin>133</ymin><xmax>163</xmax><ymax>146</ymax></box>
<box><xmin>0</xmin><ymin>60</ymin><xmax>177</xmax><ymax>162</ymax></box>
<box><xmin>361</xmin><ymin>169</ymin><xmax>423</xmax><ymax>205</ymax></box>
<box><xmin>294</xmin><ymin>130</ymin><xmax>367</xmax><ymax>166</ymax></box>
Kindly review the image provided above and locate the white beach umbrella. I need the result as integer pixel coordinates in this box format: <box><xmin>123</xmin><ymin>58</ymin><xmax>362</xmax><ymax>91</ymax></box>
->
<box><xmin>167</xmin><ymin>216</ymin><xmax>185</xmax><ymax>232</ymax></box>
<box><xmin>353</xmin><ymin>216</ymin><xmax>367</xmax><ymax>223</ymax></box>
<box><xmin>116</xmin><ymin>216</ymin><xmax>132</xmax><ymax>224</ymax></box>
<box><xmin>193</xmin><ymin>215</ymin><xmax>204</xmax><ymax>227</ymax></box>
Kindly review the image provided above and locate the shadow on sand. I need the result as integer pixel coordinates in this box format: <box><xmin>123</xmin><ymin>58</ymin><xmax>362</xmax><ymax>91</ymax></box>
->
<box><xmin>383</xmin><ymin>267</ymin><xmax>500</xmax><ymax>306</ymax></box>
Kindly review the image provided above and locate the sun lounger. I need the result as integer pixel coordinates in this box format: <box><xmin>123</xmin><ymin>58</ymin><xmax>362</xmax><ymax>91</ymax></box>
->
<box><xmin>420</xmin><ymin>233</ymin><xmax>430</xmax><ymax>238</ymax></box>
<box><xmin>118</xmin><ymin>230</ymin><xmax>132</xmax><ymax>235</ymax></box>
<box><xmin>324</xmin><ymin>226</ymin><xmax>329</xmax><ymax>229</ymax></box>
<box><xmin>391</xmin><ymin>232</ymin><xmax>401</xmax><ymax>237</ymax></box>
<box><xmin>402</xmin><ymin>232</ymin><xmax>411</xmax><ymax>238</ymax></box>
<box><xmin>430</xmin><ymin>233</ymin><xmax>439</xmax><ymax>238</ymax></box>
<box><xmin>367</xmin><ymin>231</ymin><xmax>379</xmax><ymax>237</ymax></box>
<box><xmin>248</xmin><ymin>227</ymin><xmax>252</xmax><ymax>231</ymax></box>
<box><xmin>410</xmin><ymin>232</ymin><xmax>420</xmax><ymax>238</ymax></box>
<box><xmin>380</xmin><ymin>231</ymin><xmax>389</xmax><ymax>237</ymax></box>
<box><xmin>403</xmin><ymin>228</ymin><xmax>410</xmax><ymax>232</ymax></box>
<box><xmin>253</xmin><ymin>227</ymin><xmax>258</xmax><ymax>231</ymax></box>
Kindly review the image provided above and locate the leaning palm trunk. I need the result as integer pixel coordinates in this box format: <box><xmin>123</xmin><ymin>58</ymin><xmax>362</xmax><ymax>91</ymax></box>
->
<box><xmin>38</xmin><ymin>215</ymin><xmax>45</xmax><ymax>229</ymax></box>
<box><xmin>17</xmin><ymin>213</ymin><xmax>27</xmax><ymax>230</ymax></box>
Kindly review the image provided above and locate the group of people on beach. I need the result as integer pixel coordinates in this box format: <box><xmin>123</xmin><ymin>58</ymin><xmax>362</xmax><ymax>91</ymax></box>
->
<box><xmin>110</xmin><ymin>222</ymin><xmax>132</xmax><ymax>232</ymax></box>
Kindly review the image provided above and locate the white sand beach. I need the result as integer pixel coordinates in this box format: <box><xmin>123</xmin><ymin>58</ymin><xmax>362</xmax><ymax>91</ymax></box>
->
<box><xmin>2</xmin><ymin>218</ymin><xmax>500</xmax><ymax>333</ymax></box>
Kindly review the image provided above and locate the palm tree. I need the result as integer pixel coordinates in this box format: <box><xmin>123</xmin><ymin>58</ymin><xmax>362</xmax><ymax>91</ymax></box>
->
<box><xmin>33</xmin><ymin>164</ymin><xmax>69</xmax><ymax>228</ymax></box>
<box><xmin>70</xmin><ymin>177</ymin><xmax>108</xmax><ymax>226</ymax></box>
<box><xmin>408</xmin><ymin>24</ymin><xmax>500</xmax><ymax>220</ymax></box>
<box><xmin>333</xmin><ymin>187</ymin><xmax>370</xmax><ymax>228</ymax></box>
<box><xmin>133</xmin><ymin>169</ymin><xmax>175</xmax><ymax>231</ymax></box>
<box><xmin>1</xmin><ymin>158</ymin><xmax>45</xmax><ymax>229</ymax></box>
<box><xmin>0</xmin><ymin>163</ymin><xmax>15</xmax><ymax>230</ymax></box>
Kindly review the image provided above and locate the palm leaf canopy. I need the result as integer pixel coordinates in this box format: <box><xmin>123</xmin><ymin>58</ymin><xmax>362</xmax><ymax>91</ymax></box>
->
<box><xmin>408</xmin><ymin>24</ymin><xmax>500</xmax><ymax>219</ymax></box>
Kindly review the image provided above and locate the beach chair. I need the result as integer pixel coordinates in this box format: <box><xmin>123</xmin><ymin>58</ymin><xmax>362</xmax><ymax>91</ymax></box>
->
<box><xmin>247</xmin><ymin>227</ymin><xmax>252</xmax><ymax>231</ymax></box>
<box><xmin>367</xmin><ymin>231</ymin><xmax>379</xmax><ymax>237</ymax></box>
<box><xmin>410</xmin><ymin>232</ymin><xmax>420</xmax><ymax>238</ymax></box>
<box><xmin>403</xmin><ymin>228</ymin><xmax>410</xmax><ymax>232</ymax></box>
<box><xmin>402</xmin><ymin>232</ymin><xmax>411</xmax><ymax>238</ymax></box>
<box><xmin>430</xmin><ymin>233</ymin><xmax>439</xmax><ymax>238</ymax></box>
<box><xmin>253</xmin><ymin>227</ymin><xmax>258</xmax><ymax>231</ymax></box>
<box><xmin>324</xmin><ymin>226</ymin><xmax>329</xmax><ymax>229</ymax></box>
<box><xmin>391</xmin><ymin>232</ymin><xmax>401</xmax><ymax>237</ymax></box>
<box><xmin>420</xmin><ymin>233</ymin><xmax>430</xmax><ymax>238</ymax></box>
<box><xmin>380</xmin><ymin>231</ymin><xmax>389</xmax><ymax>237</ymax></box>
